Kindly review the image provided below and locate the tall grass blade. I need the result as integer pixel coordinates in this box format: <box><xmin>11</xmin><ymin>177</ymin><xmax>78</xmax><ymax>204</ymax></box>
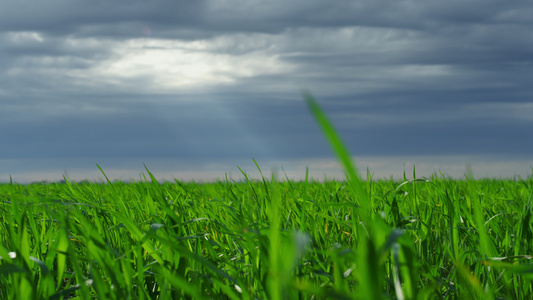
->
<box><xmin>303</xmin><ymin>92</ymin><xmax>369</xmax><ymax>220</ymax></box>
<box><xmin>268</xmin><ymin>174</ymin><xmax>282</xmax><ymax>300</ymax></box>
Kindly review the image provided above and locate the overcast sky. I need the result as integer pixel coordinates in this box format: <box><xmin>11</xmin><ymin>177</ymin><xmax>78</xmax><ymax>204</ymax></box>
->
<box><xmin>1</xmin><ymin>0</ymin><xmax>532</xmax><ymax>183</ymax></box>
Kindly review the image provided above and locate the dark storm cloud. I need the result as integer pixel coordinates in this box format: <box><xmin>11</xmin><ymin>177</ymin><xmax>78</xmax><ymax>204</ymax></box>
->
<box><xmin>204</xmin><ymin>0</ymin><xmax>533</xmax><ymax>35</ymax></box>
<box><xmin>0</xmin><ymin>0</ymin><xmax>207</xmax><ymax>37</ymax></box>
<box><xmin>2</xmin><ymin>1</ymin><xmax>531</xmax><ymax>37</ymax></box>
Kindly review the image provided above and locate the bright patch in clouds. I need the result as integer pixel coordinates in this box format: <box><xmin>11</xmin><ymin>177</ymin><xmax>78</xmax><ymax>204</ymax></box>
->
<box><xmin>100</xmin><ymin>36</ymin><xmax>292</xmax><ymax>92</ymax></box>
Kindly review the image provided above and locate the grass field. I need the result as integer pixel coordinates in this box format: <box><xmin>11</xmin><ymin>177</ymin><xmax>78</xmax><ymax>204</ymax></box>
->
<box><xmin>1</xmin><ymin>95</ymin><xmax>532</xmax><ymax>299</ymax></box>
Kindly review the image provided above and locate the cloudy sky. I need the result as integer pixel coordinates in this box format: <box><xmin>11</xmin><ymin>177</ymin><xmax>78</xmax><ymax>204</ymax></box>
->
<box><xmin>1</xmin><ymin>0</ymin><xmax>532</xmax><ymax>183</ymax></box>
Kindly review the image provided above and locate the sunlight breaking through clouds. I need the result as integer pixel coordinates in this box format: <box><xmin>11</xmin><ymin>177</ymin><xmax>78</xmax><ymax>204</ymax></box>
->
<box><xmin>98</xmin><ymin>36</ymin><xmax>293</xmax><ymax>92</ymax></box>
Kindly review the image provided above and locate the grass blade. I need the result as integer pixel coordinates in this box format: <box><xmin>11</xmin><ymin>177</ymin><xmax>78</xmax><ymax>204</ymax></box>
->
<box><xmin>303</xmin><ymin>92</ymin><xmax>370</xmax><ymax>220</ymax></box>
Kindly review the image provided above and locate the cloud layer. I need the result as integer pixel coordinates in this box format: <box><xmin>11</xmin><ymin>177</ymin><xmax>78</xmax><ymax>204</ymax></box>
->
<box><xmin>1</xmin><ymin>0</ymin><xmax>532</xmax><ymax>182</ymax></box>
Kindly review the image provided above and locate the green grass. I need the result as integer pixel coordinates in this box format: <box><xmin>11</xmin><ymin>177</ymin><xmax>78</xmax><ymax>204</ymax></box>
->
<box><xmin>1</xmin><ymin>94</ymin><xmax>532</xmax><ymax>299</ymax></box>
